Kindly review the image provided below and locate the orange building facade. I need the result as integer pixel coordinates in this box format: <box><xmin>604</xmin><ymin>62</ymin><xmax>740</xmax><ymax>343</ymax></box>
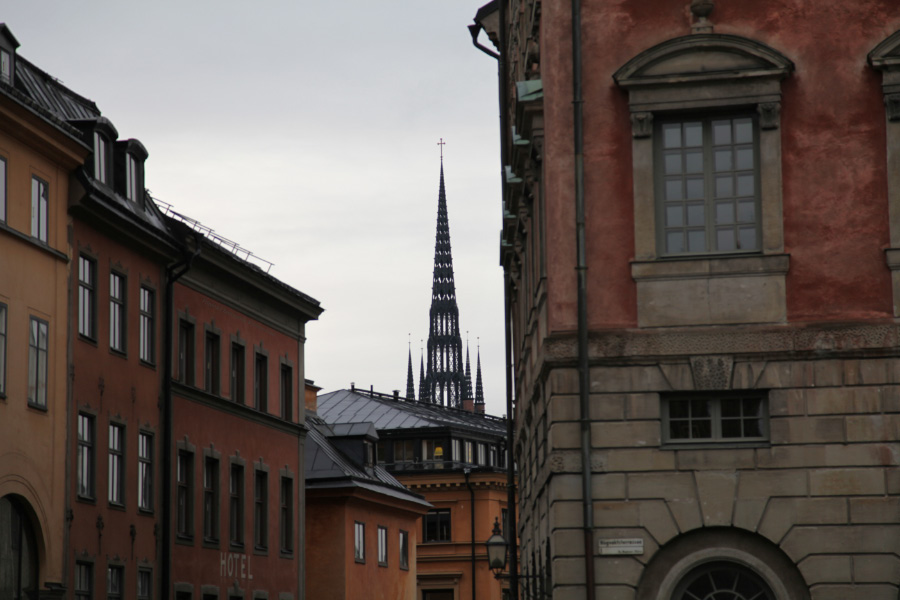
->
<box><xmin>317</xmin><ymin>388</ymin><xmax>513</xmax><ymax>600</ymax></box>
<box><xmin>305</xmin><ymin>414</ymin><xmax>431</xmax><ymax>600</ymax></box>
<box><xmin>0</xmin><ymin>25</ymin><xmax>90</xmax><ymax>599</ymax></box>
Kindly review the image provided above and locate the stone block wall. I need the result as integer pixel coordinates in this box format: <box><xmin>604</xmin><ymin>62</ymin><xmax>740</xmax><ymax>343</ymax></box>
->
<box><xmin>518</xmin><ymin>351</ymin><xmax>900</xmax><ymax>599</ymax></box>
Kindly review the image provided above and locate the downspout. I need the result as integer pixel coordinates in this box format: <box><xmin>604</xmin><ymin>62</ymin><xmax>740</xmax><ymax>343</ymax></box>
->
<box><xmin>464</xmin><ymin>468</ymin><xmax>477</xmax><ymax>600</ymax></box>
<box><xmin>470</xmin><ymin>3</ymin><xmax>518</xmax><ymax>597</ymax></box>
<box><xmin>161</xmin><ymin>238</ymin><xmax>200</xmax><ymax>600</ymax></box>
<box><xmin>571</xmin><ymin>0</ymin><xmax>596</xmax><ymax>597</ymax></box>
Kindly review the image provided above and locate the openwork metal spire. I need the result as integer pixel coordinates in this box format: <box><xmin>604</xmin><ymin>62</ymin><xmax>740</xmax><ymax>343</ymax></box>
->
<box><xmin>424</xmin><ymin>158</ymin><xmax>466</xmax><ymax>407</ymax></box>
<box><xmin>418</xmin><ymin>346</ymin><xmax>430</xmax><ymax>403</ymax></box>
<box><xmin>465</xmin><ymin>342</ymin><xmax>474</xmax><ymax>402</ymax></box>
<box><xmin>475</xmin><ymin>344</ymin><xmax>485</xmax><ymax>407</ymax></box>
<box><xmin>406</xmin><ymin>342</ymin><xmax>416</xmax><ymax>400</ymax></box>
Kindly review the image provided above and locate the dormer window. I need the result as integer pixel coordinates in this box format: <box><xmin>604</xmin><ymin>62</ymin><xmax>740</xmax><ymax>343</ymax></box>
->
<box><xmin>125</xmin><ymin>153</ymin><xmax>137</xmax><ymax>201</ymax></box>
<box><xmin>365</xmin><ymin>441</ymin><xmax>375</xmax><ymax>468</ymax></box>
<box><xmin>0</xmin><ymin>49</ymin><xmax>10</xmax><ymax>85</ymax></box>
<box><xmin>93</xmin><ymin>132</ymin><xmax>107</xmax><ymax>184</ymax></box>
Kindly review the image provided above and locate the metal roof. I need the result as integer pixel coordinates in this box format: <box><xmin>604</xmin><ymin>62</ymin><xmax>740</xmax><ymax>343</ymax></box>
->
<box><xmin>317</xmin><ymin>388</ymin><xmax>507</xmax><ymax>439</ymax></box>
<box><xmin>304</xmin><ymin>414</ymin><xmax>429</xmax><ymax>507</ymax></box>
<box><xmin>14</xmin><ymin>55</ymin><xmax>99</xmax><ymax>121</ymax></box>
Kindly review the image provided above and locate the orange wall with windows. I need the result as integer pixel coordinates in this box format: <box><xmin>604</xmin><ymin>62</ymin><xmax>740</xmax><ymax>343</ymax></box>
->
<box><xmin>401</xmin><ymin>471</ymin><xmax>510</xmax><ymax>600</ymax></box>
<box><xmin>306</xmin><ymin>490</ymin><xmax>425</xmax><ymax>600</ymax></box>
<box><xmin>0</xmin><ymin>91</ymin><xmax>88</xmax><ymax>591</ymax></box>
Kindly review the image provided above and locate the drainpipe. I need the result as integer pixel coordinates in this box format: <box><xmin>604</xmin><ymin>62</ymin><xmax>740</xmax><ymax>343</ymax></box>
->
<box><xmin>161</xmin><ymin>237</ymin><xmax>200</xmax><ymax>600</ymax></box>
<box><xmin>470</xmin><ymin>2</ymin><xmax>518</xmax><ymax>597</ymax></box>
<box><xmin>571</xmin><ymin>0</ymin><xmax>596</xmax><ymax>597</ymax></box>
<box><xmin>464</xmin><ymin>468</ymin><xmax>477</xmax><ymax>600</ymax></box>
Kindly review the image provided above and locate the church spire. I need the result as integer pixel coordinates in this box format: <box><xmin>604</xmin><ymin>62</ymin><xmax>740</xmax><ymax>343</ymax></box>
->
<box><xmin>418</xmin><ymin>344</ymin><xmax>430</xmax><ymax>403</ymax></box>
<box><xmin>424</xmin><ymin>148</ymin><xmax>466</xmax><ymax>407</ymax></box>
<box><xmin>465</xmin><ymin>339</ymin><xmax>474</xmax><ymax>402</ymax></box>
<box><xmin>475</xmin><ymin>343</ymin><xmax>485</xmax><ymax>409</ymax></box>
<box><xmin>406</xmin><ymin>338</ymin><xmax>415</xmax><ymax>401</ymax></box>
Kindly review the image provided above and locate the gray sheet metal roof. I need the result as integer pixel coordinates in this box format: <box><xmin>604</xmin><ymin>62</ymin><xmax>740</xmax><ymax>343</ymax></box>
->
<box><xmin>317</xmin><ymin>388</ymin><xmax>507</xmax><ymax>438</ymax></box>
<box><xmin>15</xmin><ymin>56</ymin><xmax>99</xmax><ymax>121</ymax></box>
<box><xmin>305</xmin><ymin>414</ymin><xmax>429</xmax><ymax>508</ymax></box>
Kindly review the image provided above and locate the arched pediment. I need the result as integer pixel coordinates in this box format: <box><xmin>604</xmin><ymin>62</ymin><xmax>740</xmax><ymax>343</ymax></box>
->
<box><xmin>614</xmin><ymin>34</ymin><xmax>793</xmax><ymax>88</ymax></box>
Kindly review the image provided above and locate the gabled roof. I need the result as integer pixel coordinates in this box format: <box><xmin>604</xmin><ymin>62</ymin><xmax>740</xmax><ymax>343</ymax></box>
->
<box><xmin>14</xmin><ymin>55</ymin><xmax>99</xmax><ymax>121</ymax></box>
<box><xmin>305</xmin><ymin>414</ymin><xmax>430</xmax><ymax>507</ymax></box>
<box><xmin>317</xmin><ymin>388</ymin><xmax>507</xmax><ymax>439</ymax></box>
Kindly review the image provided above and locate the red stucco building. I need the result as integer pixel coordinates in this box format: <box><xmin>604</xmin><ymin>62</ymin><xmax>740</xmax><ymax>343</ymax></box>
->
<box><xmin>472</xmin><ymin>1</ymin><xmax>900</xmax><ymax>598</ymax></box>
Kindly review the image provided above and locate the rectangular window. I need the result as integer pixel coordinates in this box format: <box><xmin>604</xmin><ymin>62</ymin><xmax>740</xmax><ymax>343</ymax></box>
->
<box><xmin>280</xmin><ymin>477</ymin><xmax>292</xmax><ymax>553</ymax></box>
<box><xmin>204</xmin><ymin>457</ymin><xmax>220</xmax><ymax>543</ymax></box>
<box><xmin>230</xmin><ymin>464</ymin><xmax>244</xmax><ymax>546</ymax></box>
<box><xmin>108</xmin><ymin>423</ymin><xmax>124</xmax><ymax>505</ymax></box>
<box><xmin>657</xmin><ymin>116</ymin><xmax>760</xmax><ymax>255</ymax></box>
<box><xmin>394</xmin><ymin>439</ymin><xmax>415</xmax><ymax>466</ymax></box>
<box><xmin>126</xmin><ymin>153</ymin><xmax>138</xmax><ymax>202</ymax></box>
<box><xmin>74</xmin><ymin>562</ymin><xmax>92</xmax><ymax>600</ymax></box>
<box><xmin>489</xmin><ymin>446</ymin><xmax>497</xmax><ymax>467</ymax></box>
<box><xmin>254</xmin><ymin>470</ymin><xmax>268</xmax><ymax>550</ymax></box>
<box><xmin>377</xmin><ymin>525</ymin><xmax>388</xmax><ymax>566</ymax></box>
<box><xmin>107</xmin><ymin>565</ymin><xmax>123</xmax><ymax>600</ymax></box>
<box><xmin>477</xmin><ymin>443</ymin><xmax>486</xmax><ymax>465</ymax></box>
<box><xmin>93</xmin><ymin>132</ymin><xmax>107</xmax><ymax>184</ymax></box>
<box><xmin>399</xmin><ymin>530</ymin><xmax>409</xmax><ymax>570</ymax></box>
<box><xmin>464</xmin><ymin>441</ymin><xmax>473</xmax><ymax>464</ymax></box>
<box><xmin>451</xmin><ymin>439</ymin><xmax>460</xmax><ymax>463</ymax></box>
<box><xmin>663</xmin><ymin>393</ymin><xmax>769</xmax><ymax>444</ymax></box>
<box><xmin>178</xmin><ymin>320</ymin><xmax>194</xmax><ymax>385</ymax></box>
<box><xmin>137</xmin><ymin>568</ymin><xmax>152</xmax><ymax>600</ymax></box>
<box><xmin>0</xmin><ymin>49</ymin><xmax>9</xmax><ymax>85</ymax></box>
<box><xmin>77</xmin><ymin>413</ymin><xmax>94</xmax><ymax>499</ymax></box>
<box><xmin>280</xmin><ymin>364</ymin><xmax>292</xmax><ymax>421</ymax></box>
<box><xmin>138</xmin><ymin>432</ymin><xmax>153</xmax><ymax>511</ymax></box>
<box><xmin>28</xmin><ymin>317</ymin><xmax>48</xmax><ymax>408</ymax></box>
<box><xmin>0</xmin><ymin>303</ymin><xmax>6</xmax><ymax>396</ymax></box>
<box><xmin>205</xmin><ymin>332</ymin><xmax>220</xmax><ymax>395</ymax></box>
<box><xmin>230</xmin><ymin>343</ymin><xmax>245</xmax><ymax>403</ymax></box>
<box><xmin>176</xmin><ymin>450</ymin><xmax>193</xmax><ymax>538</ymax></box>
<box><xmin>0</xmin><ymin>156</ymin><xmax>6</xmax><ymax>222</ymax></box>
<box><xmin>354</xmin><ymin>521</ymin><xmax>365</xmax><ymax>562</ymax></box>
<box><xmin>139</xmin><ymin>287</ymin><xmax>155</xmax><ymax>364</ymax></box>
<box><xmin>109</xmin><ymin>272</ymin><xmax>125</xmax><ymax>353</ymax></box>
<box><xmin>79</xmin><ymin>256</ymin><xmax>95</xmax><ymax>339</ymax></box>
<box><xmin>254</xmin><ymin>353</ymin><xmax>267</xmax><ymax>412</ymax></box>
<box><xmin>31</xmin><ymin>176</ymin><xmax>48</xmax><ymax>242</ymax></box>
<box><xmin>423</xmin><ymin>509</ymin><xmax>451</xmax><ymax>542</ymax></box>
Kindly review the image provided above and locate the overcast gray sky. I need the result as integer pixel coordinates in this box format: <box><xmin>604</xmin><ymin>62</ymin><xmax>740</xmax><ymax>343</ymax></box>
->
<box><xmin>5</xmin><ymin>1</ymin><xmax>508</xmax><ymax>416</ymax></box>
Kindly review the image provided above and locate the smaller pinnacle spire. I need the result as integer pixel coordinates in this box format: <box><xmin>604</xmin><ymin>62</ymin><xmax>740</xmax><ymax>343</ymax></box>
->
<box><xmin>465</xmin><ymin>340</ymin><xmax>474</xmax><ymax>401</ymax></box>
<box><xmin>419</xmin><ymin>343</ymin><xmax>430</xmax><ymax>403</ymax></box>
<box><xmin>406</xmin><ymin>339</ymin><xmax>415</xmax><ymax>401</ymax></box>
<box><xmin>475</xmin><ymin>342</ymin><xmax>484</xmax><ymax>406</ymax></box>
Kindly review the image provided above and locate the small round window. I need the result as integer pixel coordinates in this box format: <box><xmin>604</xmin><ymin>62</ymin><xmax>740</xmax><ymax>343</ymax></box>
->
<box><xmin>672</xmin><ymin>561</ymin><xmax>775</xmax><ymax>600</ymax></box>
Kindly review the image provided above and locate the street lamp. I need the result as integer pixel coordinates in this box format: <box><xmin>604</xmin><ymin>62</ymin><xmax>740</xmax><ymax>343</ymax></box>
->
<box><xmin>485</xmin><ymin>517</ymin><xmax>508</xmax><ymax>577</ymax></box>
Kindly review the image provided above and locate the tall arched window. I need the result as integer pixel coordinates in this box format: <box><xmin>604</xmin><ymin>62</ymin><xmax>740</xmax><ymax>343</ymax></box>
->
<box><xmin>0</xmin><ymin>495</ymin><xmax>39</xmax><ymax>600</ymax></box>
<box><xmin>672</xmin><ymin>561</ymin><xmax>774</xmax><ymax>600</ymax></box>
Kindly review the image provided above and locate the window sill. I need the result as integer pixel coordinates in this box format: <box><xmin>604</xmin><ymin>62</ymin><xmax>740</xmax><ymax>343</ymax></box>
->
<box><xmin>108</xmin><ymin>502</ymin><xmax>125</xmax><ymax>511</ymax></box>
<box><xmin>109</xmin><ymin>348</ymin><xmax>127</xmax><ymax>359</ymax></box>
<box><xmin>253</xmin><ymin>546</ymin><xmax>269</xmax><ymax>557</ymax></box>
<box><xmin>378</xmin><ymin>562</ymin><xmax>388</xmax><ymax>568</ymax></box>
<box><xmin>354</xmin><ymin>558</ymin><xmax>365</xmax><ymax>564</ymax></box>
<box><xmin>78</xmin><ymin>334</ymin><xmax>98</xmax><ymax>347</ymax></box>
<box><xmin>137</xmin><ymin>507</ymin><xmax>154</xmax><ymax>516</ymax></box>
<box><xmin>203</xmin><ymin>538</ymin><xmax>221</xmax><ymax>550</ymax></box>
<box><xmin>139</xmin><ymin>359</ymin><xmax>157</xmax><ymax>370</ymax></box>
<box><xmin>631</xmin><ymin>253</ymin><xmax>789</xmax><ymax>281</ymax></box>
<box><xmin>27</xmin><ymin>401</ymin><xmax>48</xmax><ymax>413</ymax></box>
<box><xmin>230</xmin><ymin>541</ymin><xmax>245</xmax><ymax>552</ymax></box>
<box><xmin>279</xmin><ymin>550</ymin><xmax>294</xmax><ymax>559</ymax></box>
<box><xmin>76</xmin><ymin>495</ymin><xmax>96</xmax><ymax>505</ymax></box>
<box><xmin>175</xmin><ymin>535</ymin><xmax>194</xmax><ymax>546</ymax></box>
<box><xmin>661</xmin><ymin>440</ymin><xmax>771</xmax><ymax>451</ymax></box>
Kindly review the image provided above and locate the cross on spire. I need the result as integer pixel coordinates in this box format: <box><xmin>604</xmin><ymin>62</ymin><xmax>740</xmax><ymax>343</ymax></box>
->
<box><xmin>437</xmin><ymin>138</ymin><xmax>446</xmax><ymax>161</ymax></box>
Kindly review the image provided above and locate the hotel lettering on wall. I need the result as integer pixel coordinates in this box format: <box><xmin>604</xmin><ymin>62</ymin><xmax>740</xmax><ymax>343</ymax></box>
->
<box><xmin>220</xmin><ymin>552</ymin><xmax>254</xmax><ymax>581</ymax></box>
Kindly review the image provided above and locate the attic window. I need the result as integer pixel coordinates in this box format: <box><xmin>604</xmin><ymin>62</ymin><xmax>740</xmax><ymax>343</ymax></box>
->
<box><xmin>93</xmin><ymin>132</ymin><xmax>108</xmax><ymax>184</ymax></box>
<box><xmin>365</xmin><ymin>441</ymin><xmax>375</xmax><ymax>467</ymax></box>
<box><xmin>125</xmin><ymin>153</ymin><xmax>138</xmax><ymax>201</ymax></box>
<box><xmin>0</xmin><ymin>50</ymin><xmax>9</xmax><ymax>85</ymax></box>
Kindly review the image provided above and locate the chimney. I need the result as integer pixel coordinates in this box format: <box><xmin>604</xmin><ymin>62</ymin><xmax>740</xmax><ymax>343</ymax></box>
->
<box><xmin>304</xmin><ymin>379</ymin><xmax>322</xmax><ymax>413</ymax></box>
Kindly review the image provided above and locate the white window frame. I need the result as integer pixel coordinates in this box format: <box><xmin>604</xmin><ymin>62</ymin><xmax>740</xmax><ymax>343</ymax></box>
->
<box><xmin>93</xmin><ymin>132</ymin><xmax>107</xmax><ymax>184</ymax></box>
<box><xmin>354</xmin><ymin>521</ymin><xmax>365</xmax><ymax>562</ymax></box>
<box><xmin>377</xmin><ymin>525</ymin><xmax>388</xmax><ymax>566</ymax></box>
<box><xmin>125</xmin><ymin>153</ymin><xmax>138</xmax><ymax>201</ymax></box>
<box><xmin>31</xmin><ymin>176</ymin><xmax>48</xmax><ymax>242</ymax></box>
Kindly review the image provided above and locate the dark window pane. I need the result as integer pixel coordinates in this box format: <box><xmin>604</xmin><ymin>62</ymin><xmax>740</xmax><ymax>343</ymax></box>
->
<box><xmin>666</xmin><ymin>205</ymin><xmax>683</xmax><ymax>227</ymax></box>
<box><xmin>684</xmin><ymin>122</ymin><xmax>702</xmax><ymax>146</ymax></box>
<box><xmin>685</xmin><ymin>150</ymin><xmax>703</xmax><ymax>173</ymax></box>
<box><xmin>734</xmin><ymin>118</ymin><xmax>753</xmax><ymax>144</ymax></box>
<box><xmin>686</xmin><ymin>177</ymin><xmax>704</xmax><ymax>199</ymax></box>
<box><xmin>669</xmin><ymin>400</ymin><xmax>690</xmax><ymax>418</ymax></box>
<box><xmin>665</xmin><ymin>153</ymin><xmax>682</xmax><ymax>175</ymax></box>
<box><xmin>713</xmin><ymin>120</ymin><xmax>732</xmax><ymax>145</ymax></box>
<box><xmin>717</xmin><ymin>229</ymin><xmax>736</xmax><ymax>251</ymax></box>
<box><xmin>670</xmin><ymin>420</ymin><xmax>690</xmax><ymax>439</ymax></box>
<box><xmin>715</xmin><ymin>202</ymin><xmax>734</xmax><ymax>225</ymax></box>
<box><xmin>736</xmin><ymin>147</ymin><xmax>754</xmax><ymax>170</ymax></box>
<box><xmin>688</xmin><ymin>230</ymin><xmax>706</xmax><ymax>252</ymax></box>
<box><xmin>739</xmin><ymin>226</ymin><xmax>757</xmax><ymax>250</ymax></box>
<box><xmin>721</xmin><ymin>419</ymin><xmax>742</xmax><ymax>438</ymax></box>
<box><xmin>714</xmin><ymin>149</ymin><xmax>732</xmax><ymax>172</ymax></box>
<box><xmin>665</xmin><ymin>179</ymin><xmax>683</xmax><ymax>201</ymax></box>
<box><xmin>737</xmin><ymin>174</ymin><xmax>754</xmax><ymax>197</ymax></box>
<box><xmin>666</xmin><ymin>231</ymin><xmax>684</xmax><ymax>254</ymax></box>
<box><xmin>663</xmin><ymin>124</ymin><xmax>682</xmax><ymax>148</ymax></box>
<box><xmin>716</xmin><ymin>176</ymin><xmax>733</xmax><ymax>198</ymax></box>
<box><xmin>691</xmin><ymin>419</ymin><xmax>712</xmax><ymax>438</ymax></box>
